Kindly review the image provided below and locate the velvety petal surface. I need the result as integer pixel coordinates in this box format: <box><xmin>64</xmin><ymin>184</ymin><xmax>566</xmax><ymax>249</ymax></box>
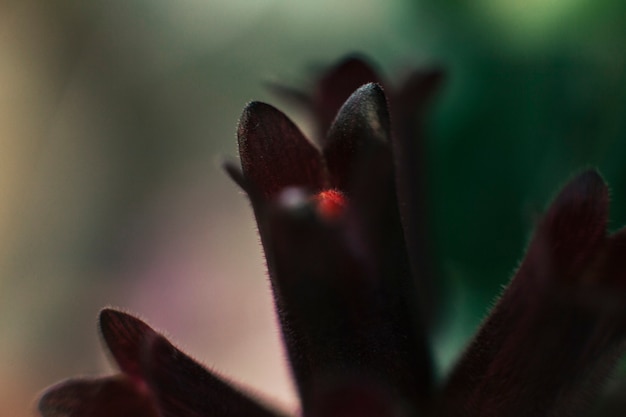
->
<box><xmin>100</xmin><ymin>309</ymin><xmax>284</xmax><ymax>417</ymax></box>
<box><xmin>261</xmin><ymin>189</ymin><xmax>431</xmax><ymax>414</ymax></box>
<box><xmin>237</xmin><ymin>101</ymin><xmax>324</xmax><ymax>199</ymax></box>
<box><xmin>324</xmin><ymin>83</ymin><xmax>391</xmax><ymax>192</ymax></box>
<box><xmin>39</xmin><ymin>376</ymin><xmax>159</xmax><ymax>417</ymax></box>
<box><xmin>142</xmin><ymin>334</ymin><xmax>283</xmax><ymax>417</ymax></box>
<box><xmin>100</xmin><ymin>308</ymin><xmax>155</xmax><ymax>380</ymax></box>
<box><xmin>441</xmin><ymin>170</ymin><xmax>626</xmax><ymax>417</ymax></box>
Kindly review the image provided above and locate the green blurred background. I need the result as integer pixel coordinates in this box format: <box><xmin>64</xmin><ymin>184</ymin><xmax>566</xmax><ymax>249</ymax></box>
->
<box><xmin>1</xmin><ymin>0</ymin><xmax>625</xmax><ymax>415</ymax></box>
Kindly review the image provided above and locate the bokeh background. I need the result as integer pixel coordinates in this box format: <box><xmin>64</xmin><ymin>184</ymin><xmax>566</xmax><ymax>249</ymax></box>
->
<box><xmin>1</xmin><ymin>0</ymin><xmax>626</xmax><ymax>415</ymax></box>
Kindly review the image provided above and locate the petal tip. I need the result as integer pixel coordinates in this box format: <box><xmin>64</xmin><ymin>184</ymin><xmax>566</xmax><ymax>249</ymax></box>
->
<box><xmin>98</xmin><ymin>308</ymin><xmax>155</xmax><ymax>376</ymax></box>
<box><xmin>548</xmin><ymin>169</ymin><xmax>609</xmax><ymax>221</ymax></box>
<box><xmin>238</xmin><ymin>101</ymin><xmax>275</xmax><ymax>127</ymax></box>
<box><xmin>536</xmin><ymin>168</ymin><xmax>610</xmax><ymax>279</ymax></box>
<box><xmin>99</xmin><ymin>308</ymin><xmax>135</xmax><ymax>333</ymax></box>
<box><xmin>236</xmin><ymin>100</ymin><xmax>323</xmax><ymax>199</ymax></box>
<box><xmin>99</xmin><ymin>308</ymin><xmax>152</xmax><ymax>340</ymax></box>
<box><xmin>355</xmin><ymin>82</ymin><xmax>386</xmax><ymax>100</ymax></box>
<box><xmin>330</xmin><ymin>82</ymin><xmax>390</xmax><ymax>139</ymax></box>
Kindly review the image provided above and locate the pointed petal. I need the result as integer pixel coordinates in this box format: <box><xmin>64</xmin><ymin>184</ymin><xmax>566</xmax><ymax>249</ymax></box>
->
<box><xmin>38</xmin><ymin>376</ymin><xmax>159</xmax><ymax>417</ymax></box>
<box><xmin>262</xmin><ymin>192</ymin><xmax>431</xmax><ymax>412</ymax></box>
<box><xmin>312</xmin><ymin>56</ymin><xmax>383</xmax><ymax>137</ymax></box>
<box><xmin>142</xmin><ymin>334</ymin><xmax>284</xmax><ymax>417</ymax></box>
<box><xmin>237</xmin><ymin>101</ymin><xmax>324</xmax><ymax>199</ymax></box>
<box><xmin>324</xmin><ymin>83</ymin><xmax>391</xmax><ymax>192</ymax></box>
<box><xmin>323</xmin><ymin>88</ymin><xmax>435</xmax><ymax>400</ymax></box>
<box><xmin>539</xmin><ymin>169</ymin><xmax>609</xmax><ymax>279</ymax></box>
<box><xmin>100</xmin><ymin>309</ymin><xmax>284</xmax><ymax>417</ymax></box>
<box><xmin>347</xmin><ymin>144</ymin><xmax>434</xmax><ymax>401</ymax></box>
<box><xmin>389</xmin><ymin>69</ymin><xmax>445</xmax><ymax>329</ymax></box>
<box><xmin>99</xmin><ymin>308</ymin><xmax>156</xmax><ymax>379</ymax></box>
<box><xmin>440</xmin><ymin>170</ymin><xmax>621</xmax><ymax>417</ymax></box>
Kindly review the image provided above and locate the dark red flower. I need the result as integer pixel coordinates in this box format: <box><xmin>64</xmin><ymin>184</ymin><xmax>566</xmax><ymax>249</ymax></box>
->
<box><xmin>269</xmin><ymin>56</ymin><xmax>444</xmax><ymax>325</ymax></box>
<box><xmin>38</xmin><ymin>57</ymin><xmax>626</xmax><ymax>417</ymax></box>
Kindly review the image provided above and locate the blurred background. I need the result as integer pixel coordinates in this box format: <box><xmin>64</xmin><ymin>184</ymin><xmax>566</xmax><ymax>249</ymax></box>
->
<box><xmin>1</xmin><ymin>0</ymin><xmax>625</xmax><ymax>415</ymax></box>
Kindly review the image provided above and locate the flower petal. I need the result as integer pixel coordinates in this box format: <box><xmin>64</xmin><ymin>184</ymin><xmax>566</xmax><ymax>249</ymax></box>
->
<box><xmin>347</xmin><ymin>146</ymin><xmax>434</xmax><ymax>406</ymax></box>
<box><xmin>237</xmin><ymin>101</ymin><xmax>324</xmax><ymax>199</ymax></box>
<box><xmin>38</xmin><ymin>376</ymin><xmax>159</xmax><ymax>417</ymax></box>
<box><xmin>262</xmin><ymin>191</ymin><xmax>431</xmax><ymax>413</ymax></box>
<box><xmin>539</xmin><ymin>169</ymin><xmax>609</xmax><ymax>279</ymax></box>
<box><xmin>100</xmin><ymin>308</ymin><xmax>284</xmax><ymax>417</ymax></box>
<box><xmin>312</xmin><ymin>56</ymin><xmax>383</xmax><ymax>139</ymax></box>
<box><xmin>99</xmin><ymin>308</ymin><xmax>155</xmax><ymax>379</ymax></box>
<box><xmin>324</xmin><ymin>83</ymin><xmax>391</xmax><ymax>192</ymax></box>
<box><xmin>141</xmin><ymin>334</ymin><xmax>284</xmax><ymax>417</ymax></box>
<box><xmin>389</xmin><ymin>69</ymin><xmax>445</xmax><ymax>328</ymax></box>
<box><xmin>440</xmin><ymin>170</ymin><xmax>624</xmax><ymax>417</ymax></box>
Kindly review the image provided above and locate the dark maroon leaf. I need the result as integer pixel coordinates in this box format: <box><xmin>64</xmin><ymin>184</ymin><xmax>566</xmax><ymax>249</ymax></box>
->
<box><xmin>141</xmin><ymin>334</ymin><xmax>284</xmax><ymax>417</ymax></box>
<box><xmin>38</xmin><ymin>376</ymin><xmax>159</xmax><ymax>417</ymax></box>
<box><xmin>324</xmin><ymin>83</ymin><xmax>391</xmax><ymax>192</ymax></box>
<box><xmin>237</xmin><ymin>101</ymin><xmax>324</xmax><ymax>199</ymax></box>
<box><xmin>439</xmin><ymin>170</ymin><xmax>624</xmax><ymax>417</ymax></box>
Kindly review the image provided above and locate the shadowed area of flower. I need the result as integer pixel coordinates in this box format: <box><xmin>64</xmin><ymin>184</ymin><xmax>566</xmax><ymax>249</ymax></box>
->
<box><xmin>37</xmin><ymin>56</ymin><xmax>626</xmax><ymax>417</ymax></box>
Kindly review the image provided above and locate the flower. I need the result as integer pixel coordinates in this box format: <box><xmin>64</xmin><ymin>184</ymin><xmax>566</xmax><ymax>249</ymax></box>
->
<box><xmin>306</xmin><ymin>56</ymin><xmax>445</xmax><ymax>329</ymax></box>
<box><xmin>38</xmin><ymin>57</ymin><xmax>626</xmax><ymax>417</ymax></box>
<box><xmin>226</xmin><ymin>71</ymin><xmax>444</xmax><ymax>413</ymax></box>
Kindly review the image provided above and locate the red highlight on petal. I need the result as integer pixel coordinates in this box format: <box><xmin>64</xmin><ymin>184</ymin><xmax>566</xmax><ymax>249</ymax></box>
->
<box><xmin>314</xmin><ymin>189</ymin><xmax>347</xmax><ymax>219</ymax></box>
